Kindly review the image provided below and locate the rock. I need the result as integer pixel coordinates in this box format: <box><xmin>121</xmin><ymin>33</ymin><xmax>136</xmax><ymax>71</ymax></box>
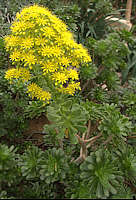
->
<box><xmin>106</xmin><ymin>17</ymin><xmax>132</xmax><ymax>31</ymax></box>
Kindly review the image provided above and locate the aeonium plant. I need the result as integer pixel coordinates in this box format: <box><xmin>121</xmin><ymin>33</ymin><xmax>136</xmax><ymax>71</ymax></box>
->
<box><xmin>4</xmin><ymin>4</ymin><xmax>91</xmax><ymax>104</ymax></box>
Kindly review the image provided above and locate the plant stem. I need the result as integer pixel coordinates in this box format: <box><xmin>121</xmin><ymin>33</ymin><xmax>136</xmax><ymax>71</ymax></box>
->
<box><xmin>73</xmin><ymin>132</ymin><xmax>102</xmax><ymax>164</ymax></box>
<box><xmin>87</xmin><ymin>132</ymin><xmax>102</xmax><ymax>149</ymax></box>
<box><xmin>86</xmin><ymin>120</ymin><xmax>91</xmax><ymax>139</ymax></box>
<box><xmin>125</xmin><ymin>0</ymin><xmax>132</xmax><ymax>22</ymax></box>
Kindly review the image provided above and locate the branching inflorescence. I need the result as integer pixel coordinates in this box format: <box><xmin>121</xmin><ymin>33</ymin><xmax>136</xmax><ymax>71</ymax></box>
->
<box><xmin>4</xmin><ymin>4</ymin><xmax>91</xmax><ymax>103</ymax></box>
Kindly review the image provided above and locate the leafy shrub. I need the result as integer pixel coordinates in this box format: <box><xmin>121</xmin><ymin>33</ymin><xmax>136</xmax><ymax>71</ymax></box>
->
<box><xmin>45</xmin><ymin>97</ymin><xmax>89</xmax><ymax>144</ymax></box>
<box><xmin>0</xmin><ymin>144</ymin><xmax>19</xmax><ymax>192</ymax></box>
<box><xmin>40</xmin><ymin>148</ymin><xmax>69</xmax><ymax>183</ymax></box>
<box><xmin>76</xmin><ymin>0</ymin><xmax>114</xmax><ymax>42</ymax></box>
<box><xmin>18</xmin><ymin>145</ymin><xmax>43</xmax><ymax>180</ymax></box>
<box><xmin>0</xmin><ymin>0</ymin><xmax>136</xmax><ymax>199</ymax></box>
<box><xmin>80</xmin><ymin>149</ymin><xmax>122</xmax><ymax>198</ymax></box>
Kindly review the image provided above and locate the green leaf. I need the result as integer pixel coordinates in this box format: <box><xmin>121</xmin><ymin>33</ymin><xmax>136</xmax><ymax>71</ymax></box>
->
<box><xmin>109</xmin><ymin>183</ymin><xmax>117</xmax><ymax>195</ymax></box>
<box><xmin>57</xmin><ymin>128</ymin><xmax>65</xmax><ymax>139</ymax></box>
<box><xmin>96</xmin><ymin>182</ymin><xmax>103</xmax><ymax>198</ymax></box>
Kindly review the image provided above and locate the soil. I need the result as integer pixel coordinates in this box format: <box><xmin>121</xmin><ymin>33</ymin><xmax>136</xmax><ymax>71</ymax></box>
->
<box><xmin>23</xmin><ymin>114</ymin><xmax>51</xmax><ymax>146</ymax></box>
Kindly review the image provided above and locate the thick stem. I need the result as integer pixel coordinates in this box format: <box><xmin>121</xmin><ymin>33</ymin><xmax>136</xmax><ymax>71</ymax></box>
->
<box><xmin>125</xmin><ymin>0</ymin><xmax>132</xmax><ymax>22</ymax></box>
<box><xmin>73</xmin><ymin>132</ymin><xmax>102</xmax><ymax>164</ymax></box>
<box><xmin>87</xmin><ymin>132</ymin><xmax>102</xmax><ymax>149</ymax></box>
<box><xmin>74</xmin><ymin>142</ymin><xmax>87</xmax><ymax>164</ymax></box>
<box><xmin>127</xmin><ymin>135</ymin><xmax>136</xmax><ymax>139</ymax></box>
<box><xmin>86</xmin><ymin>120</ymin><xmax>91</xmax><ymax>139</ymax></box>
<box><xmin>74</xmin><ymin>156</ymin><xmax>84</xmax><ymax>164</ymax></box>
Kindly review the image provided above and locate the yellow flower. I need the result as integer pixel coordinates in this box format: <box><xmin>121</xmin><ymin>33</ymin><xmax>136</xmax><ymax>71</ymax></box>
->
<box><xmin>66</xmin><ymin>82</ymin><xmax>81</xmax><ymax>95</ymax></box>
<box><xmin>5</xmin><ymin>68</ymin><xmax>17</xmax><ymax>81</ymax></box>
<box><xmin>21</xmin><ymin>37</ymin><xmax>34</xmax><ymax>49</ymax></box>
<box><xmin>27</xmin><ymin>83</ymin><xmax>51</xmax><ymax>102</ymax></box>
<box><xmin>59</xmin><ymin>57</ymin><xmax>70</xmax><ymax>67</ymax></box>
<box><xmin>36</xmin><ymin>18</ymin><xmax>48</xmax><ymax>26</ymax></box>
<box><xmin>52</xmin><ymin>72</ymin><xmax>68</xmax><ymax>85</ymax></box>
<box><xmin>11</xmin><ymin>21</ymin><xmax>27</xmax><ymax>34</ymax></box>
<box><xmin>4</xmin><ymin>4</ymin><xmax>92</xmax><ymax>100</ymax></box>
<box><xmin>5</xmin><ymin>67</ymin><xmax>31</xmax><ymax>82</ymax></box>
<box><xmin>71</xmin><ymin>60</ymin><xmax>80</xmax><ymax>67</ymax></box>
<box><xmin>19</xmin><ymin>68</ymin><xmax>31</xmax><ymax>82</ymax></box>
<box><xmin>67</xmin><ymin>69</ymin><xmax>79</xmax><ymax>80</ymax></box>
<box><xmin>35</xmin><ymin>37</ymin><xmax>48</xmax><ymax>46</ymax></box>
<box><xmin>59</xmin><ymin>82</ymin><xmax>81</xmax><ymax>95</ymax></box>
<box><xmin>40</xmin><ymin>46</ymin><xmax>62</xmax><ymax>57</ymax></box>
<box><xmin>41</xmin><ymin>27</ymin><xmax>56</xmax><ymax>38</ymax></box>
<box><xmin>50</xmin><ymin>16</ymin><xmax>67</xmax><ymax>33</ymax></box>
<box><xmin>10</xmin><ymin>50</ymin><xmax>21</xmax><ymax>61</ymax></box>
<box><xmin>22</xmin><ymin>5</ymin><xmax>51</xmax><ymax>17</ymax></box>
<box><xmin>42</xmin><ymin>61</ymin><xmax>59</xmax><ymax>74</ymax></box>
<box><xmin>4</xmin><ymin>35</ymin><xmax>20</xmax><ymax>49</ymax></box>
<box><xmin>24</xmin><ymin>54</ymin><xmax>37</xmax><ymax>67</ymax></box>
<box><xmin>73</xmin><ymin>44</ymin><xmax>92</xmax><ymax>63</ymax></box>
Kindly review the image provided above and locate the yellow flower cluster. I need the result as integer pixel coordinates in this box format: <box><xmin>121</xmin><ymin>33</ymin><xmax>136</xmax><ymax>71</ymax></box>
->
<box><xmin>58</xmin><ymin>82</ymin><xmax>81</xmax><ymax>95</ymax></box>
<box><xmin>5</xmin><ymin>68</ymin><xmax>30</xmax><ymax>83</ymax></box>
<box><xmin>27</xmin><ymin>83</ymin><xmax>51</xmax><ymax>102</ymax></box>
<box><xmin>51</xmin><ymin>69</ymin><xmax>79</xmax><ymax>85</ymax></box>
<box><xmin>4</xmin><ymin>4</ymin><xmax>91</xmax><ymax>101</ymax></box>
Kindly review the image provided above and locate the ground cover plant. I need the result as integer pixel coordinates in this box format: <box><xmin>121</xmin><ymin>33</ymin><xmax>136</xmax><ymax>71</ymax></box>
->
<box><xmin>0</xmin><ymin>0</ymin><xmax>136</xmax><ymax>199</ymax></box>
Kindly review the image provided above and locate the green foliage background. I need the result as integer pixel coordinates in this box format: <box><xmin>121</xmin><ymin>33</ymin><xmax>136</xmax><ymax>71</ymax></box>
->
<box><xmin>0</xmin><ymin>0</ymin><xmax>136</xmax><ymax>199</ymax></box>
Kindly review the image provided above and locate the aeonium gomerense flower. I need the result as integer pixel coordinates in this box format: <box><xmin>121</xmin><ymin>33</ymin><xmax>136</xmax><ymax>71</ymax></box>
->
<box><xmin>4</xmin><ymin>4</ymin><xmax>91</xmax><ymax>103</ymax></box>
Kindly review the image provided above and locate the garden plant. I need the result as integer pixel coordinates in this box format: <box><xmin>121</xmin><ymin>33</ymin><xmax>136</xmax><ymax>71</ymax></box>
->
<box><xmin>0</xmin><ymin>0</ymin><xmax>136</xmax><ymax>199</ymax></box>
